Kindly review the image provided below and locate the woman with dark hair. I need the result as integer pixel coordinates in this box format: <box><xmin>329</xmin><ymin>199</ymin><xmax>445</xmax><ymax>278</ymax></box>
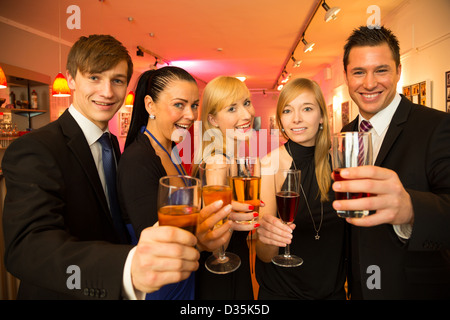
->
<box><xmin>118</xmin><ymin>67</ymin><xmax>233</xmax><ymax>299</ymax></box>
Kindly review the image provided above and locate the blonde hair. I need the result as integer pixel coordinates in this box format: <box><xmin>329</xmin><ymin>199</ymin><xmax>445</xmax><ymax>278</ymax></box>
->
<box><xmin>276</xmin><ymin>78</ymin><xmax>331</xmax><ymax>202</ymax></box>
<box><xmin>193</xmin><ymin>76</ymin><xmax>251</xmax><ymax>167</ymax></box>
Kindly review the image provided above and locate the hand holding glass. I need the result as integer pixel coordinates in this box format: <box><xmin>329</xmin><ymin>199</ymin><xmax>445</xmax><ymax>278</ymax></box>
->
<box><xmin>331</xmin><ymin>132</ymin><xmax>373</xmax><ymax>218</ymax></box>
<box><xmin>271</xmin><ymin>169</ymin><xmax>303</xmax><ymax>267</ymax></box>
<box><xmin>199</xmin><ymin>163</ymin><xmax>240</xmax><ymax>274</ymax></box>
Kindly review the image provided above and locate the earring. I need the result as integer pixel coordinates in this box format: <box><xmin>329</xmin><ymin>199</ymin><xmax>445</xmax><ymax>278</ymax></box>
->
<box><xmin>149</xmin><ymin>114</ymin><xmax>156</xmax><ymax>120</ymax></box>
<box><xmin>281</xmin><ymin>128</ymin><xmax>285</xmax><ymax>132</ymax></box>
<box><xmin>319</xmin><ymin>124</ymin><xmax>323</xmax><ymax>130</ymax></box>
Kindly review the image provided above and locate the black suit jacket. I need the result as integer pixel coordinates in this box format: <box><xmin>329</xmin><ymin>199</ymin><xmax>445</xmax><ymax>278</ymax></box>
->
<box><xmin>342</xmin><ymin>96</ymin><xmax>450</xmax><ymax>299</ymax></box>
<box><xmin>2</xmin><ymin>110</ymin><xmax>132</xmax><ymax>299</ymax></box>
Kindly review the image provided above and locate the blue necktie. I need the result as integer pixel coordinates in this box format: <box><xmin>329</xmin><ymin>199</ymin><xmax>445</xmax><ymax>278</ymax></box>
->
<box><xmin>98</xmin><ymin>132</ymin><xmax>128</xmax><ymax>244</ymax></box>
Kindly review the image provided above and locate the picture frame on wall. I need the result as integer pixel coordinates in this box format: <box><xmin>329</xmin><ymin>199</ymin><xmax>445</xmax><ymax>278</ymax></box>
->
<box><xmin>341</xmin><ymin>101</ymin><xmax>349</xmax><ymax>127</ymax></box>
<box><xmin>402</xmin><ymin>80</ymin><xmax>431</xmax><ymax>107</ymax></box>
<box><xmin>446</xmin><ymin>71</ymin><xmax>450</xmax><ymax>113</ymax></box>
<box><xmin>119</xmin><ymin>110</ymin><xmax>131</xmax><ymax>137</ymax></box>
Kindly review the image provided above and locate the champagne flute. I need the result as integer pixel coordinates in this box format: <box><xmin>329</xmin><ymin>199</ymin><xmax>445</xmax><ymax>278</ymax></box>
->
<box><xmin>230</xmin><ymin>156</ymin><xmax>261</xmax><ymax>224</ymax></box>
<box><xmin>157</xmin><ymin>175</ymin><xmax>201</xmax><ymax>234</ymax></box>
<box><xmin>271</xmin><ymin>169</ymin><xmax>303</xmax><ymax>267</ymax></box>
<box><xmin>199</xmin><ymin>162</ymin><xmax>241</xmax><ymax>274</ymax></box>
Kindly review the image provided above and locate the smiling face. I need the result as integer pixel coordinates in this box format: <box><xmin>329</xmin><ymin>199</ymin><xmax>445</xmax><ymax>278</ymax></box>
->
<box><xmin>208</xmin><ymin>94</ymin><xmax>255</xmax><ymax>141</ymax></box>
<box><xmin>67</xmin><ymin>60</ymin><xmax>129</xmax><ymax>130</ymax></box>
<box><xmin>146</xmin><ymin>79</ymin><xmax>199</xmax><ymax>145</ymax></box>
<box><xmin>344</xmin><ymin>43</ymin><xmax>401</xmax><ymax>120</ymax></box>
<box><xmin>279</xmin><ymin>90</ymin><xmax>323</xmax><ymax>147</ymax></box>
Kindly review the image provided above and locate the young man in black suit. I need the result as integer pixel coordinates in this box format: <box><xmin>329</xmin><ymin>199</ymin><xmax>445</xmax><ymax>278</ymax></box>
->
<box><xmin>2</xmin><ymin>35</ymin><xmax>201</xmax><ymax>299</ymax></box>
<box><xmin>333</xmin><ymin>26</ymin><xmax>450</xmax><ymax>299</ymax></box>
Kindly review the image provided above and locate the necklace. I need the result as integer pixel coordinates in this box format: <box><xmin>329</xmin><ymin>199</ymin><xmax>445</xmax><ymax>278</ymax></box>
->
<box><xmin>286</xmin><ymin>142</ymin><xmax>323</xmax><ymax>240</ymax></box>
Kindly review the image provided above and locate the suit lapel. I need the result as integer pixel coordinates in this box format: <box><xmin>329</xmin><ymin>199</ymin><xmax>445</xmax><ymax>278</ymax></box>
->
<box><xmin>374</xmin><ymin>97</ymin><xmax>410</xmax><ymax>166</ymax></box>
<box><xmin>342</xmin><ymin>97</ymin><xmax>411</xmax><ymax>166</ymax></box>
<box><xmin>110</xmin><ymin>133</ymin><xmax>121</xmax><ymax>163</ymax></box>
<box><xmin>58</xmin><ymin>110</ymin><xmax>110</xmax><ymax>215</ymax></box>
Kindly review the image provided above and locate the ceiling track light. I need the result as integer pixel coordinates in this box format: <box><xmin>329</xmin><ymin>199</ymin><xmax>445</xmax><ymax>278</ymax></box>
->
<box><xmin>302</xmin><ymin>37</ymin><xmax>315</xmax><ymax>53</ymax></box>
<box><xmin>322</xmin><ymin>1</ymin><xmax>341</xmax><ymax>22</ymax></box>
<box><xmin>137</xmin><ymin>45</ymin><xmax>171</xmax><ymax>65</ymax></box>
<box><xmin>291</xmin><ymin>56</ymin><xmax>302</xmax><ymax>68</ymax></box>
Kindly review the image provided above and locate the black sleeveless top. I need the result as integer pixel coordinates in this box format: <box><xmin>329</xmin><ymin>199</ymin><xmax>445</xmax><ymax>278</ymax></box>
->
<box><xmin>256</xmin><ymin>140</ymin><xmax>347</xmax><ymax>299</ymax></box>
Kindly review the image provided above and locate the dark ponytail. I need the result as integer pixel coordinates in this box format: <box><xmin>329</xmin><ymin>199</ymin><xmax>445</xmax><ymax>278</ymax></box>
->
<box><xmin>124</xmin><ymin>66</ymin><xmax>197</xmax><ymax>149</ymax></box>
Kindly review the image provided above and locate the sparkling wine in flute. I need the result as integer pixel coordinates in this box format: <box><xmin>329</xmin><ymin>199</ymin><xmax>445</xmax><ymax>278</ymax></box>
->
<box><xmin>202</xmin><ymin>185</ymin><xmax>232</xmax><ymax>226</ymax></box>
<box><xmin>199</xmin><ymin>163</ymin><xmax>241</xmax><ymax>274</ymax></box>
<box><xmin>275</xmin><ymin>191</ymin><xmax>300</xmax><ymax>223</ymax></box>
<box><xmin>333</xmin><ymin>168</ymin><xmax>370</xmax><ymax>218</ymax></box>
<box><xmin>158</xmin><ymin>205</ymin><xmax>199</xmax><ymax>234</ymax></box>
<box><xmin>230</xmin><ymin>176</ymin><xmax>261</xmax><ymax>224</ymax></box>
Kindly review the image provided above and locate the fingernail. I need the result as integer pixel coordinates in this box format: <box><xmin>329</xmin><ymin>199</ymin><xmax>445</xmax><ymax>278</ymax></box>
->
<box><xmin>253</xmin><ymin>212</ymin><xmax>259</xmax><ymax>217</ymax></box>
<box><xmin>254</xmin><ymin>223</ymin><xmax>260</xmax><ymax>228</ymax></box>
<box><xmin>224</xmin><ymin>204</ymin><xmax>232</xmax><ymax>212</ymax></box>
<box><xmin>260</xmin><ymin>200</ymin><xmax>265</xmax><ymax>205</ymax></box>
<box><xmin>215</xmin><ymin>199</ymin><xmax>223</xmax><ymax>207</ymax></box>
<box><xmin>333</xmin><ymin>182</ymin><xmax>341</xmax><ymax>190</ymax></box>
<box><xmin>333</xmin><ymin>201</ymin><xmax>341</xmax><ymax>209</ymax></box>
<box><xmin>248</xmin><ymin>205</ymin><xmax>254</xmax><ymax>210</ymax></box>
<box><xmin>341</xmin><ymin>169</ymin><xmax>349</xmax><ymax>177</ymax></box>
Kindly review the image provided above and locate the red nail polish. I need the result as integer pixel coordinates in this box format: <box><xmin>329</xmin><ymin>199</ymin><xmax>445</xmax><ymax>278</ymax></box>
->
<box><xmin>248</xmin><ymin>205</ymin><xmax>254</xmax><ymax>210</ymax></box>
<box><xmin>253</xmin><ymin>212</ymin><xmax>259</xmax><ymax>217</ymax></box>
<box><xmin>260</xmin><ymin>200</ymin><xmax>265</xmax><ymax>205</ymax></box>
<box><xmin>254</xmin><ymin>223</ymin><xmax>260</xmax><ymax>228</ymax></box>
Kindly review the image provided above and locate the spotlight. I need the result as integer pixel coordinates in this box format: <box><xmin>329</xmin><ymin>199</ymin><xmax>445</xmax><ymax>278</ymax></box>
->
<box><xmin>291</xmin><ymin>56</ymin><xmax>302</xmax><ymax>68</ymax></box>
<box><xmin>322</xmin><ymin>1</ymin><xmax>341</xmax><ymax>22</ymax></box>
<box><xmin>302</xmin><ymin>38</ymin><xmax>315</xmax><ymax>53</ymax></box>
<box><xmin>136</xmin><ymin>47</ymin><xmax>144</xmax><ymax>57</ymax></box>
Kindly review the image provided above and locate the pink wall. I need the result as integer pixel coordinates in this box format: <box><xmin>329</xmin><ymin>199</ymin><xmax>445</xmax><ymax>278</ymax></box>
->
<box><xmin>110</xmin><ymin>83</ymin><xmax>285</xmax><ymax>159</ymax></box>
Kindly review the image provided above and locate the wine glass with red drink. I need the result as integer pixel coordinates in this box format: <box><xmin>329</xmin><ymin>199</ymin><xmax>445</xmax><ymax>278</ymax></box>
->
<box><xmin>332</xmin><ymin>132</ymin><xmax>373</xmax><ymax>218</ymax></box>
<box><xmin>271</xmin><ymin>169</ymin><xmax>303</xmax><ymax>267</ymax></box>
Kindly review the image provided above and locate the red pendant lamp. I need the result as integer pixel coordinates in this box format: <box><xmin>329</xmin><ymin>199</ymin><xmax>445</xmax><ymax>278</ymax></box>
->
<box><xmin>125</xmin><ymin>91</ymin><xmax>135</xmax><ymax>106</ymax></box>
<box><xmin>52</xmin><ymin>0</ymin><xmax>71</xmax><ymax>97</ymax></box>
<box><xmin>52</xmin><ymin>72</ymin><xmax>71</xmax><ymax>97</ymax></box>
<box><xmin>0</xmin><ymin>66</ymin><xmax>7</xmax><ymax>88</ymax></box>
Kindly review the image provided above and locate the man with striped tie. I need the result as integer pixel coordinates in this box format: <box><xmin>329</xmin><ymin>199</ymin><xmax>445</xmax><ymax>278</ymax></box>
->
<box><xmin>333</xmin><ymin>26</ymin><xmax>450</xmax><ymax>299</ymax></box>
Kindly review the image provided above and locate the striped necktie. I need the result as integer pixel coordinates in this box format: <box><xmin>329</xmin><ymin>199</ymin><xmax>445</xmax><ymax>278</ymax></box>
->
<box><xmin>358</xmin><ymin>120</ymin><xmax>372</xmax><ymax>166</ymax></box>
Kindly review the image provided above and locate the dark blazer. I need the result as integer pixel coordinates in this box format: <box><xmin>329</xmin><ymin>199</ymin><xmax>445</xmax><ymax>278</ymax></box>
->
<box><xmin>343</xmin><ymin>96</ymin><xmax>450</xmax><ymax>299</ymax></box>
<box><xmin>2</xmin><ymin>109</ymin><xmax>132</xmax><ymax>299</ymax></box>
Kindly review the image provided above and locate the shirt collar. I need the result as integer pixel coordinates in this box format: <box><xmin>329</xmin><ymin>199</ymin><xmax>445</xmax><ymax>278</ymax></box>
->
<box><xmin>68</xmin><ymin>105</ymin><xmax>109</xmax><ymax>146</ymax></box>
<box><xmin>358</xmin><ymin>93</ymin><xmax>401</xmax><ymax>136</ymax></box>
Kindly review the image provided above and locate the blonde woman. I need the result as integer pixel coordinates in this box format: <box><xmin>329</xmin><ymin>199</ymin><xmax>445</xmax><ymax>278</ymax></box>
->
<box><xmin>255</xmin><ymin>78</ymin><xmax>347</xmax><ymax>300</ymax></box>
<box><xmin>193</xmin><ymin>76</ymin><xmax>257</xmax><ymax>300</ymax></box>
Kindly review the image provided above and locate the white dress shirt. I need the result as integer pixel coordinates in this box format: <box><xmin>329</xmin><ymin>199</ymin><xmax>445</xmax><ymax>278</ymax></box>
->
<box><xmin>68</xmin><ymin>105</ymin><xmax>144</xmax><ymax>300</ymax></box>
<box><xmin>357</xmin><ymin>93</ymin><xmax>412</xmax><ymax>240</ymax></box>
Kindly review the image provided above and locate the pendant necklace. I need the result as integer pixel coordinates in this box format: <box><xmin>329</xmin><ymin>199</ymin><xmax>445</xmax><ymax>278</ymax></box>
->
<box><xmin>286</xmin><ymin>142</ymin><xmax>323</xmax><ymax>240</ymax></box>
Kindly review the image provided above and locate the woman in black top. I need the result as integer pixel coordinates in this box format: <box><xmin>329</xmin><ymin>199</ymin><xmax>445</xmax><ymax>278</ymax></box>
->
<box><xmin>256</xmin><ymin>78</ymin><xmax>347</xmax><ymax>299</ymax></box>
<box><xmin>192</xmin><ymin>76</ymin><xmax>258</xmax><ymax>299</ymax></box>
<box><xmin>118</xmin><ymin>67</ymin><xmax>234</xmax><ymax>299</ymax></box>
